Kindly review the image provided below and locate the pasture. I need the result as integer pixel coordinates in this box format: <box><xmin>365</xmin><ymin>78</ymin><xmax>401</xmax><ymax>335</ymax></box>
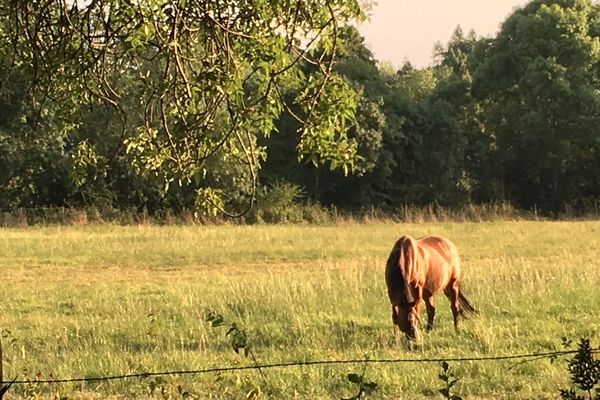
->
<box><xmin>0</xmin><ymin>221</ymin><xmax>599</xmax><ymax>399</ymax></box>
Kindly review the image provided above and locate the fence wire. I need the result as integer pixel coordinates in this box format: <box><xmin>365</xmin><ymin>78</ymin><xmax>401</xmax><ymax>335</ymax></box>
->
<box><xmin>2</xmin><ymin>348</ymin><xmax>598</xmax><ymax>386</ymax></box>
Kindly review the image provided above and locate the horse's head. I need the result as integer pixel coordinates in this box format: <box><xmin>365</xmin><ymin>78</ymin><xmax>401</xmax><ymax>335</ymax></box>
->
<box><xmin>386</xmin><ymin>235</ymin><xmax>421</xmax><ymax>340</ymax></box>
<box><xmin>392</xmin><ymin>303</ymin><xmax>421</xmax><ymax>340</ymax></box>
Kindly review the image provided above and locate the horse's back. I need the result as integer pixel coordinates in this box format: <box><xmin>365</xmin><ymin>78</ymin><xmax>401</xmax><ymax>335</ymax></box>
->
<box><xmin>417</xmin><ymin>236</ymin><xmax>461</xmax><ymax>293</ymax></box>
<box><xmin>417</xmin><ymin>236</ymin><xmax>458</xmax><ymax>262</ymax></box>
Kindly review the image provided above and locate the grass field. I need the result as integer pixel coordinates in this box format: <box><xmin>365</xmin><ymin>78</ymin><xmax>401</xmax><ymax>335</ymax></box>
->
<box><xmin>1</xmin><ymin>221</ymin><xmax>599</xmax><ymax>399</ymax></box>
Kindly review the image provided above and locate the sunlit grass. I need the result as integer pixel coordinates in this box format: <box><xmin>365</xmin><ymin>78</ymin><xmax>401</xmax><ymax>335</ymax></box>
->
<box><xmin>1</xmin><ymin>221</ymin><xmax>599</xmax><ymax>399</ymax></box>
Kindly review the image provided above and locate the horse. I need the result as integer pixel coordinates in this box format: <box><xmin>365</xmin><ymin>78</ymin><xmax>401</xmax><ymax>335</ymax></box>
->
<box><xmin>385</xmin><ymin>234</ymin><xmax>476</xmax><ymax>340</ymax></box>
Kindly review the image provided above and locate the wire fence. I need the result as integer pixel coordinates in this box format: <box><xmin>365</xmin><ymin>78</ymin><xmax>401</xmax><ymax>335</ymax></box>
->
<box><xmin>2</xmin><ymin>347</ymin><xmax>598</xmax><ymax>386</ymax></box>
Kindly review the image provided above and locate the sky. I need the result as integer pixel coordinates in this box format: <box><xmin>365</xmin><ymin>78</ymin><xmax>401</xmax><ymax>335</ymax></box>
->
<box><xmin>357</xmin><ymin>0</ymin><xmax>530</xmax><ymax>68</ymax></box>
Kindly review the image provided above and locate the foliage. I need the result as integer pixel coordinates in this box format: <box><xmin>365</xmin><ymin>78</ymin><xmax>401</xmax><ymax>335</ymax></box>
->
<box><xmin>2</xmin><ymin>0</ymin><xmax>600</xmax><ymax>216</ymax></box>
<box><xmin>205</xmin><ymin>310</ymin><xmax>270</xmax><ymax>399</ymax></box>
<box><xmin>472</xmin><ymin>0</ymin><xmax>600</xmax><ymax>212</ymax></box>
<box><xmin>267</xmin><ymin>0</ymin><xmax>600</xmax><ymax>214</ymax></box>
<box><xmin>560</xmin><ymin>338</ymin><xmax>600</xmax><ymax>399</ymax></box>
<box><xmin>438</xmin><ymin>361</ymin><xmax>463</xmax><ymax>400</ymax></box>
<box><xmin>205</xmin><ymin>310</ymin><xmax>251</xmax><ymax>357</ymax></box>
<box><xmin>245</xmin><ymin>181</ymin><xmax>308</xmax><ymax>224</ymax></box>
<box><xmin>560</xmin><ymin>388</ymin><xmax>588</xmax><ymax>400</ymax></box>
<box><xmin>341</xmin><ymin>371</ymin><xmax>378</xmax><ymax>400</ymax></box>
<box><xmin>1</xmin><ymin>0</ymin><xmax>366</xmax><ymax>213</ymax></box>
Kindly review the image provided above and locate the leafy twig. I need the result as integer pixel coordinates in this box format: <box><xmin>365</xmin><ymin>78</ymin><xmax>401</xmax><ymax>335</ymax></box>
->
<box><xmin>438</xmin><ymin>361</ymin><xmax>463</xmax><ymax>400</ymax></box>
<box><xmin>205</xmin><ymin>310</ymin><xmax>272</xmax><ymax>398</ymax></box>
<box><xmin>560</xmin><ymin>338</ymin><xmax>600</xmax><ymax>400</ymax></box>
<box><xmin>341</xmin><ymin>352</ymin><xmax>377</xmax><ymax>400</ymax></box>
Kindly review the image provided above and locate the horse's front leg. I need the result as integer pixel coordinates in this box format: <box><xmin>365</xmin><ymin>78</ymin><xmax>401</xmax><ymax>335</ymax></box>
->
<box><xmin>407</xmin><ymin>286</ymin><xmax>424</xmax><ymax>340</ymax></box>
<box><xmin>424</xmin><ymin>294</ymin><xmax>435</xmax><ymax>331</ymax></box>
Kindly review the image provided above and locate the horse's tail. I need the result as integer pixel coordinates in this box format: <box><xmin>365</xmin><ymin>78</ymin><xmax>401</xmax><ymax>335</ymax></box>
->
<box><xmin>458</xmin><ymin>291</ymin><xmax>477</xmax><ymax>317</ymax></box>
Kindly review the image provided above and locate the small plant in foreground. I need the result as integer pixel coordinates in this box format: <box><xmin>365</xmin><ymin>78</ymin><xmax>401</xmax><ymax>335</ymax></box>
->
<box><xmin>560</xmin><ymin>338</ymin><xmax>600</xmax><ymax>400</ymax></box>
<box><xmin>147</xmin><ymin>376</ymin><xmax>200</xmax><ymax>399</ymax></box>
<box><xmin>341</xmin><ymin>372</ymin><xmax>377</xmax><ymax>400</ymax></box>
<box><xmin>438</xmin><ymin>361</ymin><xmax>463</xmax><ymax>400</ymax></box>
<box><xmin>205</xmin><ymin>310</ymin><xmax>250</xmax><ymax>357</ymax></box>
<box><xmin>204</xmin><ymin>310</ymin><xmax>271</xmax><ymax>398</ymax></box>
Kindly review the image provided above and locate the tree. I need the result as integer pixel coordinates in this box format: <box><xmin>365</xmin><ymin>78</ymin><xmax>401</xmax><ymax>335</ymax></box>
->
<box><xmin>432</xmin><ymin>26</ymin><xmax>498</xmax><ymax>204</ymax></box>
<box><xmin>0</xmin><ymin>0</ymin><xmax>367</xmax><ymax>214</ymax></box>
<box><xmin>260</xmin><ymin>25</ymin><xmax>387</xmax><ymax>208</ymax></box>
<box><xmin>472</xmin><ymin>0</ymin><xmax>600</xmax><ymax>212</ymax></box>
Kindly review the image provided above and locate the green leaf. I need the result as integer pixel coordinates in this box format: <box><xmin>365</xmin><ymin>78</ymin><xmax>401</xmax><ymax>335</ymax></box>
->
<box><xmin>363</xmin><ymin>381</ymin><xmax>378</xmax><ymax>393</ymax></box>
<box><xmin>347</xmin><ymin>373</ymin><xmax>362</xmax><ymax>384</ymax></box>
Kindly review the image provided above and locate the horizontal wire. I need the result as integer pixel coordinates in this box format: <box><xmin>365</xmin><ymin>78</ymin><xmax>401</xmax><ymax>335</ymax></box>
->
<box><xmin>3</xmin><ymin>348</ymin><xmax>597</xmax><ymax>386</ymax></box>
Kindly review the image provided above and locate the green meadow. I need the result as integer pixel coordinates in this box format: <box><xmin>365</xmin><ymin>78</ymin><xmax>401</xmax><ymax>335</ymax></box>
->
<box><xmin>1</xmin><ymin>221</ymin><xmax>599</xmax><ymax>399</ymax></box>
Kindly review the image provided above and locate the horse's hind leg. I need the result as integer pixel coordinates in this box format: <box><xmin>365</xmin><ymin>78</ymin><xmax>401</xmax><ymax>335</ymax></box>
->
<box><xmin>444</xmin><ymin>280</ymin><xmax>461</xmax><ymax>330</ymax></box>
<box><xmin>424</xmin><ymin>294</ymin><xmax>435</xmax><ymax>331</ymax></box>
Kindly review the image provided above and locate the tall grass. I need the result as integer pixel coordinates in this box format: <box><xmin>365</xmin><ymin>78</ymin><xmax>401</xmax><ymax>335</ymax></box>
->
<box><xmin>0</xmin><ymin>202</ymin><xmax>536</xmax><ymax>228</ymax></box>
<box><xmin>0</xmin><ymin>221</ymin><xmax>599</xmax><ymax>398</ymax></box>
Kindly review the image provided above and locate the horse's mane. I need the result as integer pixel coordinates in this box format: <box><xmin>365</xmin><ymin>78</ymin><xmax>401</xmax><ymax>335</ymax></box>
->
<box><xmin>386</xmin><ymin>235</ymin><xmax>415</xmax><ymax>304</ymax></box>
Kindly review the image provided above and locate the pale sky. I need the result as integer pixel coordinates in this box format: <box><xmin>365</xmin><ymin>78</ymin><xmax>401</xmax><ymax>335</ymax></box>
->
<box><xmin>358</xmin><ymin>0</ymin><xmax>530</xmax><ymax>68</ymax></box>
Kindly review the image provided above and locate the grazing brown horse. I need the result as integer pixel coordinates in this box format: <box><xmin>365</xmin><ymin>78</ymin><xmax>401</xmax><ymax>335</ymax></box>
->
<box><xmin>385</xmin><ymin>234</ymin><xmax>476</xmax><ymax>340</ymax></box>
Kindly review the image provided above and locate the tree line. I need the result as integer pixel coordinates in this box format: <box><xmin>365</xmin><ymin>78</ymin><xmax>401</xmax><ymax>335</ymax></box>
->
<box><xmin>1</xmin><ymin>0</ymin><xmax>599</xmax><ymax>218</ymax></box>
